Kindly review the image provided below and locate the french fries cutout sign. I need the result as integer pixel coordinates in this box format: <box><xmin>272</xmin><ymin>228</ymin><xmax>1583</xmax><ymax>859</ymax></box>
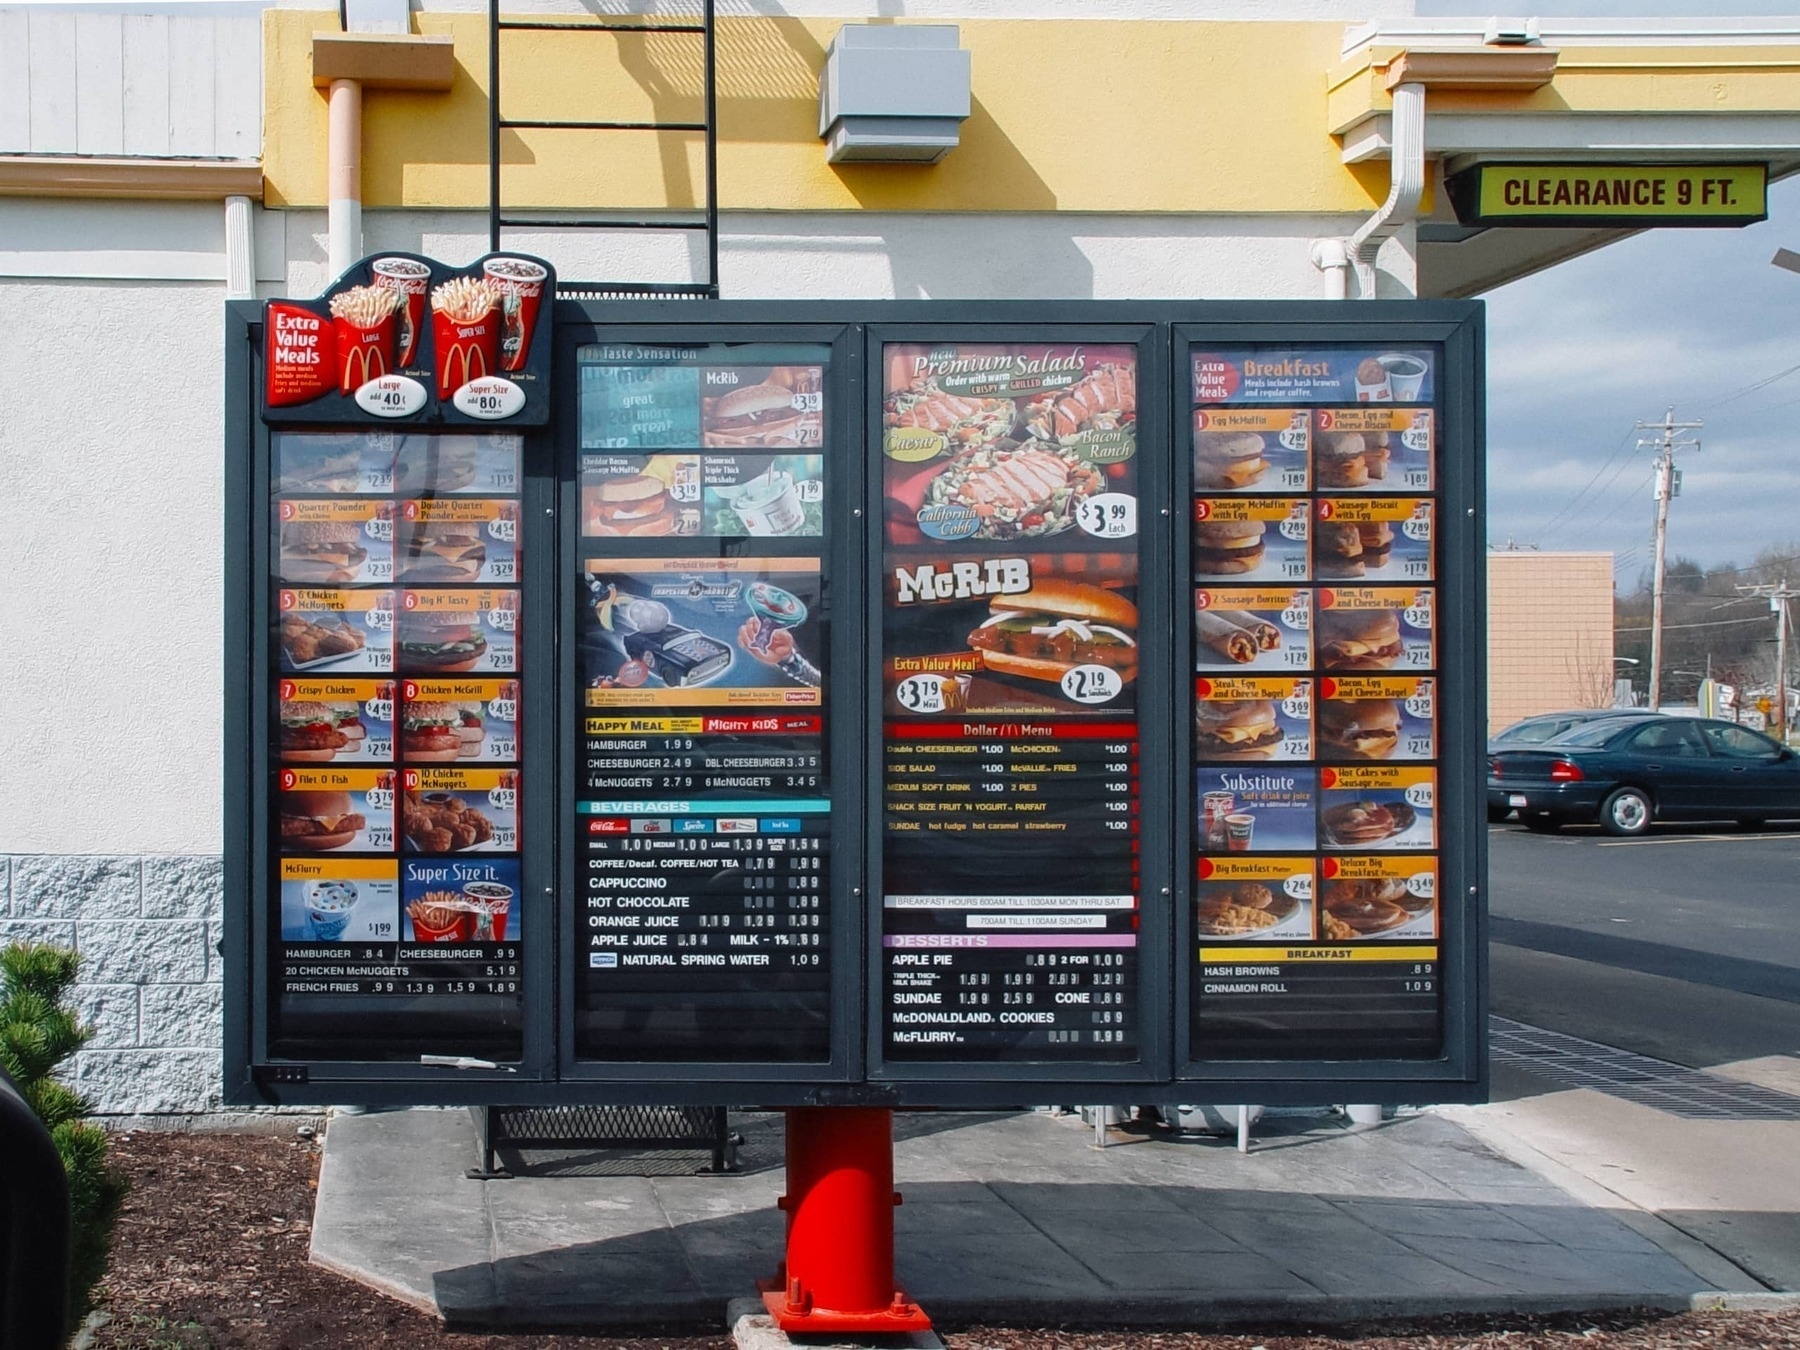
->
<box><xmin>263</xmin><ymin>252</ymin><xmax>555</xmax><ymax>427</ymax></box>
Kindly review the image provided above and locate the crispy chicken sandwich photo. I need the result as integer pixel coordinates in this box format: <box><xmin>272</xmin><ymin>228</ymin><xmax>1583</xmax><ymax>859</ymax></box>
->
<box><xmin>966</xmin><ymin>580</ymin><xmax>1138</xmax><ymax>687</ymax></box>
<box><xmin>1194</xmin><ymin>519</ymin><xmax>1267</xmax><ymax>576</ymax></box>
<box><xmin>1194</xmin><ymin>431</ymin><xmax>1269</xmax><ymax>491</ymax></box>
<box><xmin>1316</xmin><ymin>607</ymin><xmax>1404</xmax><ymax>670</ymax></box>
<box><xmin>278</xmin><ymin>701</ymin><xmax>350</xmax><ymax>762</ymax></box>
<box><xmin>401</xmin><ymin>701</ymin><xmax>471</xmax><ymax>761</ymax></box>
<box><xmin>1195</xmin><ymin>699</ymin><xmax>1283</xmax><ymax>760</ymax></box>
<box><xmin>1316</xmin><ymin>698</ymin><xmax>1401</xmax><ymax>759</ymax></box>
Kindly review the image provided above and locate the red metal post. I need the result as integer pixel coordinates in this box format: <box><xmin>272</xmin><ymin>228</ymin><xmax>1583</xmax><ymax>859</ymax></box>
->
<box><xmin>760</xmin><ymin>1107</ymin><xmax>932</xmax><ymax>1334</ymax></box>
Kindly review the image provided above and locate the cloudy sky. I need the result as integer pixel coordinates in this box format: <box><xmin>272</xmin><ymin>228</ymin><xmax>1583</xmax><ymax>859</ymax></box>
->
<box><xmin>1421</xmin><ymin>5</ymin><xmax>1800</xmax><ymax>587</ymax></box>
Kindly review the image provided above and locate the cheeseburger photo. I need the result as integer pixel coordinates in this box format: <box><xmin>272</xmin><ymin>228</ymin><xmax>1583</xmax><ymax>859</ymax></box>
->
<box><xmin>1193</xmin><ymin>430</ymin><xmax>1268</xmax><ymax>491</ymax></box>
<box><xmin>966</xmin><ymin>580</ymin><xmax>1138</xmax><ymax>687</ymax></box>
<box><xmin>280</xmin><ymin>521</ymin><xmax>370</xmax><ymax>583</ymax></box>
<box><xmin>398</xmin><ymin>610</ymin><xmax>489</xmax><ymax>673</ymax></box>
<box><xmin>1193</xmin><ymin>519</ymin><xmax>1267</xmax><ymax>576</ymax></box>
<box><xmin>586</xmin><ymin>473</ymin><xmax>679</xmax><ymax>536</ymax></box>
<box><xmin>278</xmin><ymin>790</ymin><xmax>365</xmax><ymax>850</ymax></box>
<box><xmin>1316</xmin><ymin>698</ymin><xmax>1401</xmax><ymax>759</ymax></box>
<box><xmin>399</xmin><ymin>523</ymin><xmax>487</xmax><ymax>582</ymax></box>
<box><xmin>1194</xmin><ymin>699</ymin><xmax>1282</xmax><ymax>760</ymax></box>
<box><xmin>1316</xmin><ymin>607</ymin><xmax>1404</xmax><ymax>670</ymax></box>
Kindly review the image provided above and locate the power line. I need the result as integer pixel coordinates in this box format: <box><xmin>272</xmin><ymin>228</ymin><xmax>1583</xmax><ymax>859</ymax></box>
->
<box><xmin>1615</xmin><ymin>614</ymin><xmax>1765</xmax><ymax>634</ymax></box>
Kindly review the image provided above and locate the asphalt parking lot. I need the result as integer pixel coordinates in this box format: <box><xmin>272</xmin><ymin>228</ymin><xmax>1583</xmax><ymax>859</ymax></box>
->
<box><xmin>1489</xmin><ymin>821</ymin><xmax>1800</xmax><ymax>1071</ymax></box>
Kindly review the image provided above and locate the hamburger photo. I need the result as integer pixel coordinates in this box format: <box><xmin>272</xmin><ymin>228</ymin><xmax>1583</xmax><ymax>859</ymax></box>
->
<box><xmin>280</xmin><ymin>521</ymin><xmax>370</xmax><ymax>583</ymax></box>
<box><xmin>399</xmin><ymin>609</ymin><xmax>489</xmax><ymax>673</ymax></box>
<box><xmin>278</xmin><ymin>789</ymin><xmax>365</xmax><ymax>850</ymax></box>
<box><xmin>1316</xmin><ymin>607</ymin><xmax>1404</xmax><ymax>671</ymax></box>
<box><xmin>281</xmin><ymin>440</ymin><xmax>361</xmax><ymax>493</ymax></box>
<box><xmin>401</xmin><ymin>701</ymin><xmax>469</xmax><ymax>761</ymax></box>
<box><xmin>704</xmin><ymin>381</ymin><xmax>813</xmax><ymax>447</ymax></box>
<box><xmin>1315</xmin><ymin>521</ymin><xmax>1392</xmax><ymax>578</ymax></box>
<box><xmin>1193</xmin><ymin>430</ymin><xmax>1269</xmax><ymax>491</ymax></box>
<box><xmin>966</xmin><ymin>580</ymin><xmax>1138</xmax><ymax>687</ymax></box>
<box><xmin>586</xmin><ymin>473</ymin><xmax>678</xmax><ymax>536</ymax></box>
<box><xmin>400</xmin><ymin>523</ymin><xmax>487</xmax><ymax>582</ymax></box>
<box><xmin>1316</xmin><ymin>432</ymin><xmax>1369</xmax><ymax>488</ymax></box>
<box><xmin>1194</xmin><ymin>519</ymin><xmax>1267</xmax><ymax>576</ymax></box>
<box><xmin>1195</xmin><ymin>699</ymin><xmax>1282</xmax><ymax>760</ymax></box>
<box><xmin>1316</xmin><ymin>698</ymin><xmax>1401</xmax><ymax>759</ymax></box>
<box><xmin>396</xmin><ymin>437</ymin><xmax>479</xmax><ymax>493</ymax></box>
<box><xmin>279</xmin><ymin>701</ymin><xmax>350</xmax><ymax>762</ymax></box>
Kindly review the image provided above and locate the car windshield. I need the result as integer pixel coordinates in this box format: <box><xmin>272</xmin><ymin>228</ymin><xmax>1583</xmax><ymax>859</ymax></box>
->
<box><xmin>1548</xmin><ymin>718</ymin><xmax>1644</xmax><ymax>748</ymax></box>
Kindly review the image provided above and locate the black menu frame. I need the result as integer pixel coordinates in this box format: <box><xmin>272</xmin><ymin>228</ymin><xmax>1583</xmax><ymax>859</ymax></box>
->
<box><xmin>224</xmin><ymin>299</ymin><xmax>1486</xmax><ymax>1108</ymax></box>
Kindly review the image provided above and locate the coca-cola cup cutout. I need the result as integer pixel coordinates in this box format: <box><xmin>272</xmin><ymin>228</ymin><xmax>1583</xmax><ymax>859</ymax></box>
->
<box><xmin>429</xmin><ymin>276</ymin><xmax>501</xmax><ymax>400</ymax></box>
<box><xmin>327</xmin><ymin>285</ymin><xmax>401</xmax><ymax>396</ymax></box>
<box><xmin>371</xmin><ymin>257</ymin><xmax>430</xmax><ymax>367</ymax></box>
<box><xmin>482</xmin><ymin>257</ymin><xmax>548</xmax><ymax>372</ymax></box>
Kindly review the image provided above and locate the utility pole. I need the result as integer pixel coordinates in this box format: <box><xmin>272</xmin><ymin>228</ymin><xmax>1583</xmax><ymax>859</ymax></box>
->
<box><xmin>1636</xmin><ymin>408</ymin><xmax>1702</xmax><ymax>710</ymax></box>
<box><xmin>1738</xmin><ymin>580</ymin><xmax>1798</xmax><ymax>740</ymax></box>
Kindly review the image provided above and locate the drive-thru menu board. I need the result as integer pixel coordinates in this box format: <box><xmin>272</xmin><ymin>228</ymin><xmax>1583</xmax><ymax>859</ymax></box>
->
<box><xmin>573</xmin><ymin>345</ymin><xmax>835</xmax><ymax>1062</ymax></box>
<box><xmin>1189</xmin><ymin>349</ymin><xmax>1442</xmax><ymax>1059</ymax></box>
<box><xmin>880</xmin><ymin>344</ymin><xmax>1142</xmax><ymax>1060</ymax></box>
<box><xmin>270</xmin><ymin>430</ymin><xmax>525</xmax><ymax>1060</ymax></box>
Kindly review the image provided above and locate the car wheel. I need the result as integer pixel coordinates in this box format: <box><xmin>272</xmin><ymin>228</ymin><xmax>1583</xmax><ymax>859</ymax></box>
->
<box><xmin>1600</xmin><ymin>787</ymin><xmax>1653</xmax><ymax>837</ymax></box>
<box><xmin>1487</xmin><ymin>805</ymin><xmax>1511</xmax><ymax>823</ymax></box>
<box><xmin>1522</xmin><ymin>814</ymin><xmax>1562</xmax><ymax>833</ymax></box>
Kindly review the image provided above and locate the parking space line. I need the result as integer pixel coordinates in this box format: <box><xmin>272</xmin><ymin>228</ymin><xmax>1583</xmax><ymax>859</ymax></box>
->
<box><xmin>1598</xmin><ymin>834</ymin><xmax>1771</xmax><ymax>848</ymax></box>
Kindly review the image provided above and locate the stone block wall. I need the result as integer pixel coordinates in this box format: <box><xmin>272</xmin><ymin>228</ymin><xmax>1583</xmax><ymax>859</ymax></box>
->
<box><xmin>1</xmin><ymin>854</ymin><xmax>224</xmax><ymax>1116</ymax></box>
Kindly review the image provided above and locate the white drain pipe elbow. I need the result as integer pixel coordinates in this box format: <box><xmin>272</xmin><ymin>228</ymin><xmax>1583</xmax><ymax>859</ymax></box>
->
<box><xmin>1310</xmin><ymin>237</ymin><xmax>1350</xmax><ymax>300</ymax></box>
<box><xmin>1347</xmin><ymin>80</ymin><xmax>1425</xmax><ymax>300</ymax></box>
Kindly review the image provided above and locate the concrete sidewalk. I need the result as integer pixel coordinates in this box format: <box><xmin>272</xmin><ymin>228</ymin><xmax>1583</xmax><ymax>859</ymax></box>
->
<box><xmin>311</xmin><ymin>1105</ymin><xmax>1741</xmax><ymax>1329</ymax></box>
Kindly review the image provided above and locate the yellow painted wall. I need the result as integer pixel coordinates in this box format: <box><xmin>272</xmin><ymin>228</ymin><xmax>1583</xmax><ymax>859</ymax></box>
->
<box><xmin>1329</xmin><ymin>45</ymin><xmax>1800</xmax><ymax>134</ymax></box>
<box><xmin>264</xmin><ymin>11</ymin><xmax>1392</xmax><ymax>212</ymax></box>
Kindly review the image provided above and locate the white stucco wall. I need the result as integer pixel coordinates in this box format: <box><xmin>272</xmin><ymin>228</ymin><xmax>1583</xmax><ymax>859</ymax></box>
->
<box><xmin>1</xmin><ymin>276</ymin><xmax>227</xmax><ymax>857</ymax></box>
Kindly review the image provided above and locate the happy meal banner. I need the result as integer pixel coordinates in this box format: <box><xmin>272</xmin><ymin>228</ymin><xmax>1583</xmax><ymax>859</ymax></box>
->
<box><xmin>262</xmin><ymin>252</ymin><xmax>555</xmax><ymax>427</ymax></box>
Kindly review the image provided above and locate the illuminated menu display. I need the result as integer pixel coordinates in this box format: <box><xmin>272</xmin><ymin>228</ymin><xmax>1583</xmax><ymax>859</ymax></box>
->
<box><xmin>1189</xmin><ymin>350</ymin><xmax>1442</xmax><ymax>1059</ymax></box>
<box><xmin>880</xmin><ymin>342</ymin><xmax>1143</xmax><ymax>1060</ymax></box>
<box><xmin>269</xmin><ymin>431</ymin><xmax>525</xmax><ymax>1060</ymax></box>
<box><xmin>573</xmin><ymin>345</ymin><xmax>835</xmax><ymax>1061</ymax></box>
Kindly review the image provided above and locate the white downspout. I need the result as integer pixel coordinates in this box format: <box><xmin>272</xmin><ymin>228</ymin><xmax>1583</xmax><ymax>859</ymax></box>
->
<box><xmin>1309</xmin><ymin>237</ymin><xmax>1350</xmax><ymax>300</ymax></box>
<box><xmin>327</xmin><ymin>77</ymin><xmax>363</xmax><ymax>276</ymax></box>
<box><xmin>1346</xmin><ymin>80</ymin><xmax>1425</xmax><ymax>300</ymax></box>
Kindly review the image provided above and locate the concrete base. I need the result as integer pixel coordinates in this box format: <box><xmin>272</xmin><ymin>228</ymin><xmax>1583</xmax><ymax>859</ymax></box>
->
<box><xmin>309</xmin><ymin>1107</ymin><xmax>1728</xmax><ymax>1329</ymax></box>
<box><xmin>729</xmin><ymin>1298</ymin><xmax>946</xmax><ymax>1350</ymax></box>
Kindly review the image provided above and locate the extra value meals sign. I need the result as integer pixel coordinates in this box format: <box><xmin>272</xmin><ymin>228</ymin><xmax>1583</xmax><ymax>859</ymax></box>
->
<box><xmin>263</xmin><ymin>253</ymin><xmax>555</xmax><ymax>427</ymax></box>
<box><xmin>1446</xmin><ymin>163</ymin><xmax>1767</xmax><ymax>229</ymax></box>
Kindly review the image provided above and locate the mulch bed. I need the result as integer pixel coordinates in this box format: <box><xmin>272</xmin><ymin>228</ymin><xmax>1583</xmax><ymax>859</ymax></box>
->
<box><xmin>88</xmin><ymin>1129</ymin><xmax>1800</xmax><ymax>1350</ymax></box>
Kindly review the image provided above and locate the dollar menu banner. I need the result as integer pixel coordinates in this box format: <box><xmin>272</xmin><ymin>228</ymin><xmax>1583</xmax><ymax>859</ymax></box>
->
<box><xmin>262</xmin><ymin>252</ymin><xmax>555</xmax><ymax>427</ymax></box>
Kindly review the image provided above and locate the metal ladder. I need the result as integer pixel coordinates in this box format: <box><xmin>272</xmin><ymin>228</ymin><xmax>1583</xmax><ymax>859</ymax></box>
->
<box><xmin>486</xmin><ymin>0</ymin><xmax>720</xmax><ymax>297</ymax></box>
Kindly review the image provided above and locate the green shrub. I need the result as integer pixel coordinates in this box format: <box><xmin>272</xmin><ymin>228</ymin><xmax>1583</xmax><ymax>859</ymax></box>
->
<box><xmin>0</xmin><ymin>942</ymin><xmax>127</xmax><ymax>1340</ymax></box>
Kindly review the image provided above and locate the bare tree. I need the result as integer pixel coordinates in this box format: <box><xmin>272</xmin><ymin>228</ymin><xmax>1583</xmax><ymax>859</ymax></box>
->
<box><xmin>1564</xmin><ymin>632</ymin><xmax>1617</xmax><ymax>709</ymax></box>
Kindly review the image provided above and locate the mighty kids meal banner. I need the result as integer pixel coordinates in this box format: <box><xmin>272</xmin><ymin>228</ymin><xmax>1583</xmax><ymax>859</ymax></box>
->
<box><xmin>262</xmin><ymin>253</ymin><xmax>555</xmax><ymax>427</ymax></box>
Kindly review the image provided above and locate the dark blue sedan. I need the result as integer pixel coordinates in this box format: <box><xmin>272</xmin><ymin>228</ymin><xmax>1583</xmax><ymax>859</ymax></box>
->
<box><xmin>1488</xmin><ymin>715</ymin><xmax>1800</xmax><ymax>835</ymax></box>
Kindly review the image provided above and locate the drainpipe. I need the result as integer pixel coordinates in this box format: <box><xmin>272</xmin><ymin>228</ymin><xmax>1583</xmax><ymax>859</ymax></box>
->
<box><xmin>1309</xmin><ymin>237</ymin><xmax>1350</xmax><ymax>300</ymax></box>
<box><xmin>327</xmin><ymin>77</ymin><xmax>363</xmax><ymax>276</ymax></box>
<box><xmin>1345</xmin><ymin>79</ymin><xmax>1425</xmax><ymax>300</ymax></box>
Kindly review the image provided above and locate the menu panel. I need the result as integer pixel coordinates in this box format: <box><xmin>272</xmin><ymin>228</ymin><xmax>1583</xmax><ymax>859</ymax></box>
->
<box><xmin>1189</xmin><ymin>346</ymin><xmax>1443</xmax><ymax>1061</ymax></box>
<box><xmin>880</xmin><ymin>341</ymin><xmax>1143</xmax><ymax>1062</ymax></box>
<box><xmin>269</xmin><ymin>430</ymin><xmax>526</xmax><ymax>1060</ymax></box>
<box><xmin>573</xmin><ymin>345</ymin><xmax>836</xmax><ymax>1062</ymax></box>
